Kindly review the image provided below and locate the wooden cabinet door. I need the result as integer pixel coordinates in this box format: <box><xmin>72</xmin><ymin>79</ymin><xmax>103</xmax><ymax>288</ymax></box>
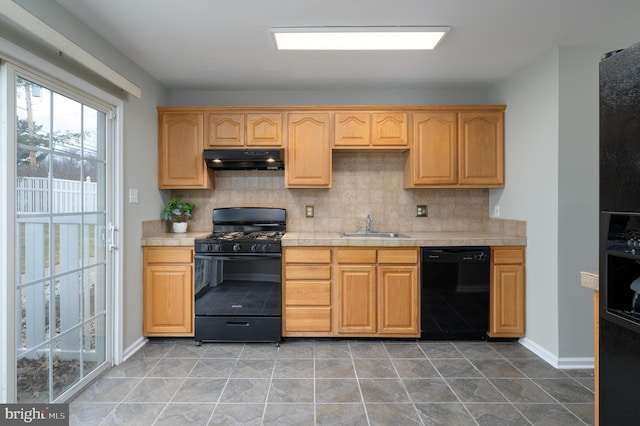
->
<box><xmin>336</xmin><ymin>265</ymin><xmax>376</xmax><ymax>334</ymax></box>
<box><xmin>286</xmin><ymin>113</ymin><xmax>332</xmax><ymax>187</ymax></box>
<box><xmin>378</xmin><ymin>265</ymin><xmax>419</xmax><ymax>335</ymax></box>
<box><xmin>490</xmin><ymin>247</ymin><xmax>525</xmax><ymax>337</ymax></box>
<box><xmin>247</xmin><ymin>113</ymin><xmax>282</xmax><ymax>146</ymax></box>
<box><xmin>458</xmin><ymin>111</ymin><xmax>504</xmax><ymax>186</ymax></box>
<box><xmin>282</xmin><ymin>247</ymin><xmax>332</xmax><ymax>336</ymax></box>
<box><xmin>409</xmin><ymin>112</ymin><xmax>457</xmax><ymax>185</ymax></box>
<box><xmin>372</xmin><ymin>112</ymin><xmax>407</xmax><ymax>147</ymax></box>
<box><xmin>334</xmin><ymin>112</ymin><xmax>370</xmax><ymax>147</ymax></box>
<box><xmin>143</xmin><ymin>264</ymin><xmax>193</xmax><ymax>336</ymax></box>
<box><xmin>158</xmin><ymin>112</ymin><xmax>212</xmax><ymax>188</ymax></box>
<box><xmin>208</xmin><ymin>113</ymin><xmax>245</xmax><ymax>147</ymax></box>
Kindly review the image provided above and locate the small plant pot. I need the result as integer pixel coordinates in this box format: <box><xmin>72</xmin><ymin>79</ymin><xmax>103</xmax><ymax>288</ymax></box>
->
<box><xmin>172</xmin><ymin>221</ymin><xmax>188</xmax><ymax>233</ymax></box>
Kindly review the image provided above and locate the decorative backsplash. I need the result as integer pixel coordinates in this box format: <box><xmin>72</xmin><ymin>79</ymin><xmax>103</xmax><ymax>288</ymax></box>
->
<box><xmin>164</xmin><ymin>152</ymin><xmax>524</xmax><ymax>236</ymax></box>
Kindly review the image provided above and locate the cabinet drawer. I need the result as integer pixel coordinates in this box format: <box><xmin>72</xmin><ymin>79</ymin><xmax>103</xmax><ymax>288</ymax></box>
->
<box><xmin>285</xmin><ymin>248</ymin><xmax>331</xmax><ymax>263</ymax></box>
<box><xmin>284</xmin><ymin>307</ymin><xmax>332</xmax><ymax>332</ymax></box>
<box><xmin>145</xmin><ymin>247</ymin><xmax>193</xmax><ymax>264</ymax></box>
<box><xmin>336</xmin><ymin>248</ymin><xmax>377</xmax><ymax>264</ymax></box>
<box><xmin>285</xmin><ymin>264</ymin><xmax>331</xmax><ymax>280</ymax></box>
<box><xmin>378</xmin><ymin>249</ymin><xmax>418</xmax><ymax>264</ymax></box>
<box><xmin>492</xmin><ymin>247</ymin><xmax>525</xmax><ymax>264</ymax></box>
<box><xmin>285</xmin><ymin>281</ymin><xmax>331</xmax><ymax>305</ymax></box>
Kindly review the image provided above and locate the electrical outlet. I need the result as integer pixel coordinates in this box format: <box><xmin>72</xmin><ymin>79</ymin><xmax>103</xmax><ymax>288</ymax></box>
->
<box><xmin>416</xmin><ymin>205</ymin><xmax>427</xmax><ymax>217</ymax></box>
<box><xmin>494</xmin><ymin>205</ymin><xmax>500</xmax><ymax>217</ymax></box>
<box><xmin>305</xmin><ymin>205</ymin><xmax>314</xmax><ymax>218</ymax></box>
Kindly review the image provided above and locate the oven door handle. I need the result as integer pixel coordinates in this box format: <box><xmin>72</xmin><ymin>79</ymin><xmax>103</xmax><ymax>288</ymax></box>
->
<box><xmin>194</xmin><ymin>254</ymin><xmax>281</xmax><ymax>261</ymax></box>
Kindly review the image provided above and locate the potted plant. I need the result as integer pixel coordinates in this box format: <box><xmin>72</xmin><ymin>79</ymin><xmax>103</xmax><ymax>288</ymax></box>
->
<box><xmin>162</xmin><ymin>197</ymin><xmax>195</xmax><ymax>233</ymax></box>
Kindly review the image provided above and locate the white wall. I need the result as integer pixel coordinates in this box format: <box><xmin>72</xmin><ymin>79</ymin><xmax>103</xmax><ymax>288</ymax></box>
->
<box><xmin>12</xmin><ymin>0</ymin><xmax>171</xmax><ymax>351</ymax></box>
<box><xmin>488</xmin><ymin>45</ymin><xmax>622</xmax><ymax>362</ymax></box>
<box><xmin>556</xmin><ymin>45</ymin><xmax>611</xmax><ymax>358</ymax></box>
<box><xmin>488</xmin><ymin>49</ymin><xmax>561</xmax><ymax>357</ymax></box>
<box><xmin>171</xmin><ymin>88</ymin><xmax>489</xmax><ymax>106</ymax></box>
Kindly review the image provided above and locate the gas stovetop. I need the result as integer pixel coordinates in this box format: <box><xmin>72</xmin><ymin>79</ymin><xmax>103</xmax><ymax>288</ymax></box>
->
<box><xmin>195</xmin><ymin>231</ymin><xmax>284</xmax><ymax>254</ymax></box>
<box><xmin>195</xmin><ymin>207</ymin><xmax>286</xmax><ymax>255</ymax></box>
<box><xmin>204</xmin><ymin>231</ymin><xmax>284</xmax><ymax>241</ymax></box>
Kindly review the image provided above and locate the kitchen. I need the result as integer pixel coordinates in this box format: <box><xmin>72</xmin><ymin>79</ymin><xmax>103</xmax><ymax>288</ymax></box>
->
<box><xmin>1</xmin><ymin>0</ymin><xmax>639</xmax><ymax>425</ymax></box>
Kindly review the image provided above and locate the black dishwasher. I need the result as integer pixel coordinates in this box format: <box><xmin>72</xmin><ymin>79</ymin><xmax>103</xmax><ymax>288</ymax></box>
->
<box><xmin>421</xmin><ymin>247</ymin><xmax>490</xmax><ymax>340</ymax></box>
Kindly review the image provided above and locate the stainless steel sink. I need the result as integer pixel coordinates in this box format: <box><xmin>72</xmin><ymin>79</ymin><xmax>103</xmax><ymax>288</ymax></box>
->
<box><xmin>341</xmin><ymin>231</ymin><xmax>410</xmax><ymax>238</ymax></box>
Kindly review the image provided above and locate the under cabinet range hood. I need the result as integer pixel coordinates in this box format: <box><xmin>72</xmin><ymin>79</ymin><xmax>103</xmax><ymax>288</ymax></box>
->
<box><xmin>204</xmin><ymin>149</ymin><xmax>284</xmax><ymax>170</ymax></box>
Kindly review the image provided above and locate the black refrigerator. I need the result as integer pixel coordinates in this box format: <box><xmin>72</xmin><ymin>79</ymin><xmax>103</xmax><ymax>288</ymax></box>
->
<box><xmin>599</xmin><ymin>40</ymin><xmax>640</xmax><ymax>426</ymax></box>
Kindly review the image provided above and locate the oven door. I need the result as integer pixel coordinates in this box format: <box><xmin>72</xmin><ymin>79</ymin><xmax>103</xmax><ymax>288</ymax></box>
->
<box><xmin>194</xmin><ymin>253</ymin><xmax>282</xmax><ymax>317</ymax></box>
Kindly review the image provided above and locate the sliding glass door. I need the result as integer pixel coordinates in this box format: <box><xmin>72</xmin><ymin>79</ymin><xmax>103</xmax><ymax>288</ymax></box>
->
<box><xmin>14</xmin><ymin>73</ymin><xmax>112</xmax><ymax>402</ymax></box>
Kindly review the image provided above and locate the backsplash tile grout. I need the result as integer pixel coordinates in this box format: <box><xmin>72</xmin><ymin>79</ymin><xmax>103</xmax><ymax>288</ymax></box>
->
<box><xmin>159</xmin><ymin>152</ymin><xmax>524</xmax><ymax>236</ymax></box>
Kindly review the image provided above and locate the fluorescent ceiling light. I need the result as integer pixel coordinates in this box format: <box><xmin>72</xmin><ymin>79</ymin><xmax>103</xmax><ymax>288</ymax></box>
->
<box><xmin>271</xmin><ymin>26</ymin><xmax>450</xmax><ymax>51</ymax></box>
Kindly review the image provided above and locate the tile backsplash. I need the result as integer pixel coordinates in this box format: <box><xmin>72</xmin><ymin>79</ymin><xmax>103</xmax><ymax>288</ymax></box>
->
<box><xmin>166</xmin><ymin>152</ymin><xmax>523</xmax><ymax>235</ymax></box>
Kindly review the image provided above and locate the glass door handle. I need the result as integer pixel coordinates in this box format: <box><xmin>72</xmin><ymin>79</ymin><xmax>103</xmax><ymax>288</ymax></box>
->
<box><xmin>108</xmin><ymin>223</ymin><xmax>118</xmax><ymax>251</ymax></box>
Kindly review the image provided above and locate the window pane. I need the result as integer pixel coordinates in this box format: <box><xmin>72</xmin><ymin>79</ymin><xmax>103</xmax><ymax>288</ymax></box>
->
<box><xmin>17</xmin><ymin>281</ymin><xmax>50</xmax><ymax>350</ymax></box>
<box><xmin>16</xmin><ymin>77</ymin><xmax>51</xmax><ymax>149</ymax></box>
<box><xmin>53</xmin><ymin>333</ymin><xmax>81</xmax><ymax>400</ymax></box>
<box><xmin>83</xmin><ymin>105</ymin><xmax>99</xmax><ymax>159</ymax></box>
<box><xmin>54</xmin><ymin>272</ymin><xmax>82</xmax><ymax>337</ymax></box>
<box><xmin>84</xmin><ymin>265</ymin><xmax>106</xmax><ymax>320</ymax></box>
<box><xmin>16</xmin><ymin>220</ymin><xmax>50</xmax><ymax>285</ymax></box>
<box><xmin>52</xmin><ymin>154</ymin><xmax>82</xmax><ymax>214</ymax></box>
<box><xmin>17</xmin><ymin>346</ymin><xmax>50</xmax><ymax>403</ymax></box>
<box><xmin>52</xmin><ymin>92</ymin><xmax>81</xmax><ymax>155</ymax></box>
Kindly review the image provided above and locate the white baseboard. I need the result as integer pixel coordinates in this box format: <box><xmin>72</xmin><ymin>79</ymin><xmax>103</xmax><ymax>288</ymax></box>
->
<box><xmin>519</xmin><ymin>337</ymin><xmax>594</xmax><ymax>369</ymax></box>
<box><xmin>120</xmin><ymin>336</ymin><xmax>148</xmax><ymax>363</ymax></box>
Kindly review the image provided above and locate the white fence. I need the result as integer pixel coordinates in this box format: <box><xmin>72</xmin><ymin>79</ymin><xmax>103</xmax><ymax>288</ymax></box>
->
<box><xmin>17</xmin><ymin>176</ymin><xmax>97</xmax><ymax>213</ymax></box>
<box><xmin>16</xmin><ymin>176</ymin><xmax>103</xmax><ymax>356</ymax></box>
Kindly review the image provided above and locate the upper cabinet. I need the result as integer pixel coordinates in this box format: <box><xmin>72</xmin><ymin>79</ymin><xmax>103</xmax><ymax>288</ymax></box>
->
<box><xmin>334</xmin><ymin>111</ymin><xmax>408</xmax><ymax>149</ymax></box>
<box><xmin>207</xmin><ymin>112</ymin><xmax>283</xmax><ymax>147</ymax></box>
<box><xmin>458</xmin><ymin>111</ymin><xmax>504</xmax><ymax>186</ymax></box>
<box><xmin>403</xmin><ymin>107</ymin><xmax>505</xmax><ymax>188</ymax></box>
<box><xmin>286</xmin><ymin>112</ymin><xmax>332</xmax><ymax>188</ymax></box>
<box><xmin>158</xmin><ymin>110</ymin><xmax>214</xmax><ymax>189</ymax></box>
<box><xmin>157</xmin><ymin>105</ymin><xmax>505</xmax><ymax>190</ymax></box>
<box><xmin>405</xmin><ymin>111</ymin><xmax>458</xmax><ymax>185</ymax></box>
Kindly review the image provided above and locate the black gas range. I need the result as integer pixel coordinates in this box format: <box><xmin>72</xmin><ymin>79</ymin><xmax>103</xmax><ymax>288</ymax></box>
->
<box><xmin>193</xmin><ymin>207</ymin><xmax>285</xmax><ymax>344</ymax></box>
<box><xmin>195</xmin><ymin>231</ymin><xmax>284</xmax><ymax>255</ymax></box>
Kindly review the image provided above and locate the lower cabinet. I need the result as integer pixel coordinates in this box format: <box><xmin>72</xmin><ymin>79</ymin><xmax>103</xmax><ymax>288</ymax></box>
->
<box><xmin>282</xmin><ymin>245</ymin><xmax>523</xmax><ymax>339</ymax></box>
<box><xmin>282</xmin><ymin>247</ymin><xmax>333</xmax><ymax>336</ymax></box>
<box><xmin>283</xmin><ymin>247</ymin><xmax>419</xmax><ymax>338</ymax></box>
<box><xmin>143</xmin><ymin>247</ymin><xmax>194</xmax><ymax>336</ymax></box>
<box><xmin>336</xmin><ymin>249</ymin><xmax>377</xmax><ymax>334</ymax></box>
<box><xmin>489</xmin><ymin>246</ymin><xmax>525</xmax><ymax>337</ymax></box>
<box><xmin>336</xmin><ymin>248</ymin><xmax>419</xmax><ymax>337</ymax></box>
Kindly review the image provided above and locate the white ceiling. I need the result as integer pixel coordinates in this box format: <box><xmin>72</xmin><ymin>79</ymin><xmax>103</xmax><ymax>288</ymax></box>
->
<box><xmin>56</xmin><ymin>0</ymin><xmax>640</xmax><ymax>91</ymax></box>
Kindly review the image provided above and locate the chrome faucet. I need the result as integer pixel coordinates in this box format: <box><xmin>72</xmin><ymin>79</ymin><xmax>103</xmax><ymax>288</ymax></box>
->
<box><xmin>366</xmin><ymin>214</ymin><xmax>373</xmax><ymax>233</ymax></box>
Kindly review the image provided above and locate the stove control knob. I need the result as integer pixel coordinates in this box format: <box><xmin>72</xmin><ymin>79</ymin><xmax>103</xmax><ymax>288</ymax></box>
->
<box><xmin>201</xmin><ymin>243</ymin><xmax>210</xmax><ymax>252</ymax></box>
<box><xmin>262</xmin><ymin>244</ymin><xmax>271</xmax><ymax>252</ymax></box>
<box><xmin>213</xmin><ymin>244</ymin><xmax>223</xmax><ymax>252</ymax></box>
<box><xmin>251</xmin><ymin>244</ymin><xmax>260</xmax><ymax>252</ymax></box>
<box><xmin>233</xmin><ymin>243</ymin><xmax>241</xmax><ymax>252</ymax></box>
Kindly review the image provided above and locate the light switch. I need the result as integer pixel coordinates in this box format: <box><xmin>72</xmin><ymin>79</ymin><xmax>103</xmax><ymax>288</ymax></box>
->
<box><xmin>129</xmin><ymin>188</ymin><xmax>139</xmax><ymax>204</ymax></box>
<box><xmin>416</xmin><ymin>205</ymin><xmax>427</xmax><ymax>217</ymax></box>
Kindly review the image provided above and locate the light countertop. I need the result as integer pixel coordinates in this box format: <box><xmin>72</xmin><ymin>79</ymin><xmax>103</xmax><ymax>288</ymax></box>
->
<box><xmin>281</xmin><ymin>232</ymin><xmax>525</xmax><ymax>247</ymax></box>
<box><xmin>580</xmin><ymin>271</ymin><xmax>599</xmax><ymax>291</ymax></box>
<box><xmin>141</xmin><ymin>231</ymin><xmax>526</xmax><ymax>247</ymax></box>
<box><xmin>141</xmin><ymin>232</ymin><xmax>209</xmax><ymax>247</ymax></box>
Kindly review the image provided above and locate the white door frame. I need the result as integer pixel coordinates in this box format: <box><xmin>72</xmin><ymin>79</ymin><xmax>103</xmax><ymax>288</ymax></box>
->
<box><xmin>0</xmin><ymin>37</ymin><xmax>124</xmax><ymax>403</ymax></box>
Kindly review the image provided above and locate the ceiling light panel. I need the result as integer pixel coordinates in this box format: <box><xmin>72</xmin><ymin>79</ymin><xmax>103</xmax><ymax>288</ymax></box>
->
<box><xmin>271</xmin><ymin>26</ymin><xmax>450</xmax><ymax>51</ymax></box>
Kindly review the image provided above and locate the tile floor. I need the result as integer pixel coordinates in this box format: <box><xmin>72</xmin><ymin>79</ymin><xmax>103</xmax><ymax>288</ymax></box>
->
<box><xmin>69</xmin><ymin>339</ymin><xmax>594</xmax><ymax>425</ymax></box>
